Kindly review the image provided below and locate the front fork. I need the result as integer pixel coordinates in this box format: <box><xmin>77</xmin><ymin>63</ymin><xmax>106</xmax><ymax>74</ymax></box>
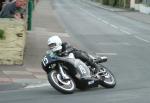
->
<box><xmin>58</xmin><ymin>64</ymin><xmax>70</xmax><ymax>80</ymax></box>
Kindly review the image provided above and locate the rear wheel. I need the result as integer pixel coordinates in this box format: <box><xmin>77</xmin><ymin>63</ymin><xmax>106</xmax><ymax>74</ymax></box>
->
<box><xmin>48</xmin><ymin>70</ymin><xmax>76</xmax><ymax>94</ymax></box>
<box><xmin>98</xmin><ymin>65</ymin><xmax>116</xmax><ymax>88</ymax></box>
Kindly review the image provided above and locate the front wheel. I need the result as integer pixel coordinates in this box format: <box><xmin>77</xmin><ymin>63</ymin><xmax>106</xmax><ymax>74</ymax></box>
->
<box><xmin>48</xmin><ymin>70</ymin><xmax>76</xmax><ymax>94</ymax></box>
<box><xmin>98</xmin><ymin>65</ymin><xmax>116</xmax><ymax>88</ymax></box>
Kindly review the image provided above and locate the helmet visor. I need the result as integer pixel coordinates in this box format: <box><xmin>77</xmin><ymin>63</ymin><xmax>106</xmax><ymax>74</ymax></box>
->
<box><xmin>48</xmin><ymin>43</ymin><xmax>56</xmax><ymax>49</ymax></box>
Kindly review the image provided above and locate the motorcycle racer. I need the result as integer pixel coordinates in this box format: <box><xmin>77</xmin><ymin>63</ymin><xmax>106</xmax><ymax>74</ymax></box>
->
<box><xmin>47</xmin><ymin>36</ymin><xmax>107</xmax><ymax>84</ymax></box>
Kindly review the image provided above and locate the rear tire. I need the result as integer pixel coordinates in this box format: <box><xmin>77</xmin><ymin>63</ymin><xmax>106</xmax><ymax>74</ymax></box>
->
<box><xmin>98</xmin><ymin>65</ymin><xmax>116</xmax><ymax>88</ymax></box>
<box><xmin>48</xmin><ymin>70</ymin><xmax>76</xmax><ymax>94</ymax></box>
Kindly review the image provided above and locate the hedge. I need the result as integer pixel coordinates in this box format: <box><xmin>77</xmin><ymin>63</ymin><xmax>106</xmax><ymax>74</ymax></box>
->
<box><xmin>95</xmin><ymin>0</ymin><xmax>130</xmax><ymax>8</ymax></box>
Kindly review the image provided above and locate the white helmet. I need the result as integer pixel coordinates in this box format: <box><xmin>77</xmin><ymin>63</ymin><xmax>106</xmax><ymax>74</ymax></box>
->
<box><xmin>47</xmin><ymin>36</ymin><xmax>62</xmax><ymax>52</ymax></box>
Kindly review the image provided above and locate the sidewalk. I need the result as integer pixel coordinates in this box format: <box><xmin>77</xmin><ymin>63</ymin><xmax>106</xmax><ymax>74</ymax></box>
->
<box><xmin>0</xmin><ymin>0</ymin><xmax>69</xmax><ymax>90</ymax></box>
<box><xmin>83</xmin><ymin>0</ymin><xmax>150</xmax><ymax>24</ymax></box>
<box><xmin>117</xmin><ymin>11</ymin><xmax>150</xmax><ymax>24</ymax></box>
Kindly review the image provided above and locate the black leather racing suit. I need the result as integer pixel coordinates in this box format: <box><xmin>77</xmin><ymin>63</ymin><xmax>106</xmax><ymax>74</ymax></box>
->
<box><xmin>61</xmin><ymin>42</ymin><xmax>98</xmax><ymax>69</ymax></box>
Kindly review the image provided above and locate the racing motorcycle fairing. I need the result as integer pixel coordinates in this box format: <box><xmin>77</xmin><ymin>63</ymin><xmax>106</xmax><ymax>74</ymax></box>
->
<box><xmin>41</xmin><ymin>53</ymin><xmax>91</xmax><ymax>81</ymax></box>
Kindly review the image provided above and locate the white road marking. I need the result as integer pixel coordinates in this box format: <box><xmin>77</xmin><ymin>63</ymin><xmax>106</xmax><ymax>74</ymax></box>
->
<box><xmin>96</xmin><ymin>53</ymin><xmax>117</xmax><ymax>56</ymax></box>
<box><xmin>110</xmin><ymin>24</ymin><xmax>118</xmax><ymax>29</ymax></box>
<box><xmin>102</xmin><ymin>20</ymin><xmax>109</xmax><ymax>24</ymax></box>
<box><xmin>3</xmin><ymin>71</ymin><xmax>33</xmax><ymax>75</ymax></box>
<box><xmin>25</xmin><ymin>83</ymin><xmax>50</xmax><ymax>89</ymax></box>
<box><xmin>134</xmin><ymin>36</ymin><xmax>150</xmax><ymax>43</ymax></box>
<box><xmin>98</xmin><ymin>18</ymin><xmax>102</xmax><ymax>21</ymax></box>
<box><xmin>98</xmin><ymin>42</ymin><xmax>130</xmax><ymax>46</ymax></box>
<box><xmin>120</xmin><ymin>29</ymin><xmax>131</xmax><ymax>35</ymax></box>
<box><xmin>79</xmin><ymin>8</ymin><xmax>97</xmax><ymax>18</ymax></box>
<box><xmin>86</xmin><ymin>12</ymin><xmax>97</xmax><ymax>19</ymax></box>
<box><xmin>79</xmin><ymin>6</ymin><xmax>134</xmax><ymax>37</ymax></box>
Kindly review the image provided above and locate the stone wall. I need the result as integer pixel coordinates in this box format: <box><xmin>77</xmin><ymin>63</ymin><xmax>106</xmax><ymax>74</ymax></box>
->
<box><xmin>0</xmin><ymin>18</ymin><xmax>26</xmax><ymax>65</ymax></box>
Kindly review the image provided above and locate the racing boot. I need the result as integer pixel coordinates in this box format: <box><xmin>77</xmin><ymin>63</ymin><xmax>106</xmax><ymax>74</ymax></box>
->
<box><xmin>94</xmin><ymin>56</ymin><xmax>107</xmax><ymax>64</ymax></box>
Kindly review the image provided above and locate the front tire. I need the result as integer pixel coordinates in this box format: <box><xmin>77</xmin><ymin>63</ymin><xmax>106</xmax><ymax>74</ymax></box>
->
<box><xmin>48</xmin><ymin>70</ymin><xmax>76</xmax><ymax>94</ymax></box>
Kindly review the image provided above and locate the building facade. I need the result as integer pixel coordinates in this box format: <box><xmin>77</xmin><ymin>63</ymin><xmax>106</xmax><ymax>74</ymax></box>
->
<box><xmin>130</xmin><ymin>0</ymin><xmax>150</xmax><ymax>14</ymax></box>
<box><xmin>142</xmin><ymin>0</ymin><xmax>150</xmax><ymax>5</ymax></box>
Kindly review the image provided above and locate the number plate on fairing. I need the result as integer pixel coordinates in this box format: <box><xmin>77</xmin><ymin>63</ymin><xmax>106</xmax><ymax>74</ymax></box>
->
<box><xmin>74</xmin><ymin>59</ymin><xmax>91</xmax><ymax>78</ymax></box>
<box><xmin>42</xmin><ymin>54</ymin><xmax>57</xmax><ymax>68</ymax></box>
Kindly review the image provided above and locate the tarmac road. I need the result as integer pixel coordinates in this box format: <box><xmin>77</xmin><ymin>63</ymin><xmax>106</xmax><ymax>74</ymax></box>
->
<box><xmin>53</xmin><ymin>0</ymin><xmax>150</xmax><ymax>89</ymax></box>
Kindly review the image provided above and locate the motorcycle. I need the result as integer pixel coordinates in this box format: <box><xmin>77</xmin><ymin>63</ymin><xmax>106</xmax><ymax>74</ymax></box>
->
<box><xmin>41</xmin><ymin>50</ymin><xmax>116</xmax><ymax>94</ymax></box>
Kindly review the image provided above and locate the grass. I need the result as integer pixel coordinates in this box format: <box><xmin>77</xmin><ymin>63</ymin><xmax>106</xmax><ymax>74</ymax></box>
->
<box><xmin>0</xmin><ymin>29</ymin><xmax>5</xmax><ymax>40</ymax></box>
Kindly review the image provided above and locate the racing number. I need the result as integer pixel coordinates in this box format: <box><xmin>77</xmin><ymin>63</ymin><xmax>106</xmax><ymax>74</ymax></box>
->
<box><xmin>79</xmin><ymin>65</ymin><xmax>86</xmax><ymax>74</ymax></box>
<box><xmin>42</xmin><ymin>56</ymin><xmax>49</xmax><ymax>66</ymax></box>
